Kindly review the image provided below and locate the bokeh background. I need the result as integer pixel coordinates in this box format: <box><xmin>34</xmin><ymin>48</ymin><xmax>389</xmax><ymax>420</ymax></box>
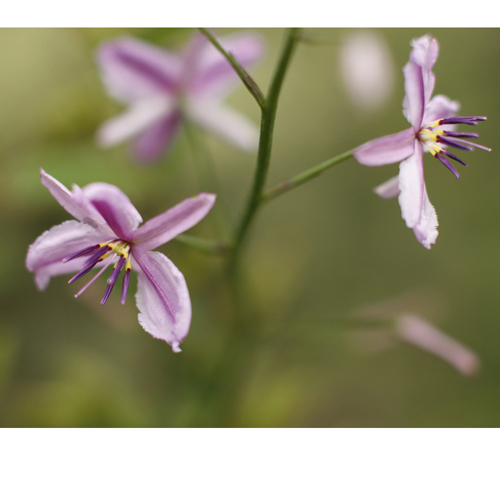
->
<box><xmin>0</xmin><ymin>28</ymin><xmax>498</xmax><ymax>427</ymax></box>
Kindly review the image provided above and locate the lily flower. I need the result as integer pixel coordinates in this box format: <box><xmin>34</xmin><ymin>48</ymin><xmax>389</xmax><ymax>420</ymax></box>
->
<box><xmin>96</xmin><ymin>31</ymin><xmax>265</xmax><ymax>163</ymax></box>
<box><xmin>354</xmin><ymin>34</ymin><xmax>490</xmax><ymax>248</ymax></box>
<box><xmin>26</xmin><ymin>169</ymin><xmax>216</xmax><ymax>352</ymax></box>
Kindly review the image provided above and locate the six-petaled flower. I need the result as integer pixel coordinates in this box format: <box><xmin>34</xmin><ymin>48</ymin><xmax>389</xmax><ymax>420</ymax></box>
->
<box><xmin>354</xmin><ymin>34</ymin><xmax>490</xmax><ymax>249</ymax></box>
<box><xmin>26</xmin><ymin>169</ymin><xmax>216</xmax><ymax>353</ymax></box>
<box><xmin>96</xmin><ymin>31</ymin><xmax>265</xmax><ymax>163</ymax></box>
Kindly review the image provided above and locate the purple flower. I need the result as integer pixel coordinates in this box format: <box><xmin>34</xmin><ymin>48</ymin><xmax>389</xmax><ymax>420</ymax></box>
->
<box><xmin>96</xmin><ymin>31</ymin><xmax>265</xmax><ymax>163</ymax></box>
<box><xmin>26</xmin><ymin>169</ymin><xmax>216</xmax><ymax>352</ymax></box>
<box><xmin>354</xmin><ymin>35</ymin><xmax>489</xmax><ymax>248</ymax></box>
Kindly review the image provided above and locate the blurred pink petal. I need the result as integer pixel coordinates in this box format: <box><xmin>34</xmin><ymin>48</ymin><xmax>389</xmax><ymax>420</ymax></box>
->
<box><xmin>373</xmin><ymin>175</ymin><xmax>400</xmax><ymax>199</ymax></box>
<box><xmin>96</xmin><ymin>31</ymin><xmax>265</xmax><ymax>163</ymax></box>
<box><xmin>341</xmin><ymin>30</ymin><xmax>394</xmax><ymax>110</ymax></box>
<box><xmin>185</xmin><ymin>99</ymin><xmax>260</xmax><ymax>152</ymax></box>
<box><xmin>397</xmin><ymin>315</ymin><xmax>480</xmax><ymax>376</ymax></box>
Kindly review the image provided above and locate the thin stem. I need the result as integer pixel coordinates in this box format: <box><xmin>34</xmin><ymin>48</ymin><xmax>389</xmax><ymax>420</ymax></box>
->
<box><xmin>229</xmin><ymin>28</ymin><xmax>300</xmax><ymax>271</ymax></box>
<box><xmin>173</xmin><ymin>234</ymin><xmax>230</xmax><ymax>255</ymax></box>
<box><xmin>261</xmin><ymin>150</ymin><xmax>354</xmax><ymax>203</ymax></box>
<box><xmin>199</xmin><ymin>28</ymin><xmax>265</xmax><ymax>109</ymax></box>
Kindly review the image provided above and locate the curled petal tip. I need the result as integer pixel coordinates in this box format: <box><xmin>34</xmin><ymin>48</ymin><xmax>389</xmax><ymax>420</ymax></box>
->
<box><xmin>172</xmin><ymin>342</ymin><xmax>182</xmax><ymax>353</ymax></box>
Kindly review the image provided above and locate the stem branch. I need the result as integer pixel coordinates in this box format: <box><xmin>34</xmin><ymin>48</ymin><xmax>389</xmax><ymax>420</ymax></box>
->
<box><xmin>199</xmin><ymin>28</ymin><xmax>265</xmax><ymax>109</ymax></box>
<box><xmin>229</xmin><ymin>28</ymin><xmax>300</xmax><ymax>270</ymax></box>
<box><xmin>261</xmin><ymin>150</ymin><xmax>354</xmax><ymax>203</ymax></box>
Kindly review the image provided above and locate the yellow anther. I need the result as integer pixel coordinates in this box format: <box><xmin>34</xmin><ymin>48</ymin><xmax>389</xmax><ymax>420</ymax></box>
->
<box><xmin>418</xmin><ymin>129</ymin><xmax>438</xmax><ymax>143</ymax></box>
<box><xmin>426</xmin><ymin>119</ymin><xmax>442</xmax><ymax>129</ymax></box>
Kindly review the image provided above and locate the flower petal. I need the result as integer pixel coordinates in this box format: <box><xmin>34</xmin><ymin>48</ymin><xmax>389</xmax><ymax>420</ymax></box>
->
<box><xmin>412</xmin><ymin>182</ymin><xmax>438</xmax><ymax>249</ymax></box>
<box><xmin>422</xmin><ymin>94</ymin><xmax>460</xmax><ymax>127</ymax></box>
<box><xmin>97</xmin><ymin>37</ymin><xmax>181</xmax><ymax>102</ymax></box>
<box><xmin>397</xmin><ymin>140</ymin><xmax>438</xmax><ymax>248</ymax></box>
<box><xmin>82</xmin><ymin>183</ymin><xmax>143</xmax><ymax>241</ymax></box>
<box><xmin>409</xmin><ymin>35</ymin><xmax>439</xmax><ymax>105</ymax></box>
<box><xmin>397</xmin><ymin>315</ymin><xmax>479</xmax><ymax>376</ymax></box>
<box><xmin>26</xmin><ymin>220</ymin><xmax>107</xmax><ymax>290</ymax></box>
<box><xmin>133</xmin><ymin>193</ymin><xmax>216</xmax><ymax>250</ymax></box>
<box><xmin>402</xmin><ymin>58</ymin><xmax>425</xmax><ymax>130</ymax></box>
<box><xmin>40</xmin><ymin>169</ymin><xmax>112</xmax><ymax>235</ymax></box>
<box><xmin>188</xmin><ymin>32</ymin><xmax>265</xmax><ymax>98</ymax></box>
<box><xmin>186</xmin><ymin>99</ymin><xmax>259</xmax><ymax>152</ymax></box>
<box><xmin>354</xmin><ymin>127</ymin><xmax>415</xmax><ymax>167</ymax></box>
<box><xmin>133</xmin><ymin>246</ymin><xmax>191</xmax><ymax>352</ymax></box>
<box><xmin>132</xmin><ymin>110</ymin><xmax>182</xmax><ymax>164</ymax></box>
<box><xmin>373</xmin><ymin>175</ymin><xmax>400</xmax><ymax>199</ymax></box>
<box><xmin>97</xmin><ymin>96</ymin><xmax>175</xmax><ymax>147</ymax></box>
<box><xmin>398</xmin><ymin>140</ymin><xmax>424</xmax><ymax>229</ymax></box>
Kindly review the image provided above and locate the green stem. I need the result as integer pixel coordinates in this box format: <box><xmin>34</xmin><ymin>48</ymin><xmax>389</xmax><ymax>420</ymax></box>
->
<box><xmin>229</xmin><ymin>28</ymin><xmax>300</xmax><ymax>271</ymax></box>
<box><xmin>199</xmin><ymin>28</ymin><xmax>265</xmax><ymax>109</ymax></box>
<box><xmin>173</xmin><ymin>234</ymin><xmax>230</xmax><ymax>255</ymax></box>
<box><xmin>261</xmin><ymin>150</ymin><xmax>354</xmax><ymax>203</ymax></box>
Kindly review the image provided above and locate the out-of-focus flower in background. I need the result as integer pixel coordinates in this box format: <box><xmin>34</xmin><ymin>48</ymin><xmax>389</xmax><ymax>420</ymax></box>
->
<box><xmin>396</xmin><ymin>315</ymin><xmax>480</xmax><ymax>376</ymax></box>
<box><xmin>351</xmin><ymin>292</ymin><xmax>480</xmax><ymax>376</ymax></box>
<box><xmin>96</xmin><ymin>31</ymin><xmax>265</xmax><ymax>163</ymax></box>
<box><xmin>340</xmin><ymin>30</ymin><xmax>394</xmax><ymax>111</ymax></box>
<box><xmin>354</xmin><ymin>35</ymin><xmax>489</xmax><ymax>249</ymax></box>
<box><xmin>26</xmin><ymin>170</ymin><xmax>216</xmax><ymax>352</ymax></box>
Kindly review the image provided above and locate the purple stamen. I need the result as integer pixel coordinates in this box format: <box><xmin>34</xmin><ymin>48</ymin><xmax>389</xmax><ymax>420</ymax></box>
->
<box><xmin>436</xmin><ymin>155</ymin><xmax>460</xmax><ymax>179</ymax></box>
<box><xmin>101</xmin><ymin>257</ymin><xmax>126</xmax><ymax>305</ymax></box>
<box><xmin>68</xmin><ymin>245</ymin><xmax>112</xmax><ymax>284</ymax></box>
<box><xmin>449</xmin><ymin>137</ymin><xmax>491</xmax><ymax>152</ymax></box>
<box><xmin>437</xmin><ymin>136</ymin><xmax>473</xmax><ymax>152</ymax></box>
<box><xmin>121</xmin><ymin>268</ymin><xmax>131</xmax><ymax>305</ymax></box>
<box><xmin>82</xmin><ymin>245</ymin><xmax>110</xmax><ymax>266</ymax></box>
<box><xmin>440</xmin><ymin>116</ymin><xmax>487</xmax><ymax>126</ymax></box>
<box><xmin>444</xmin><ymin>131</ymin><xmax>479</xmax><ymax>139</ymax></box>
<box><xmin>63</xmin><ymin>244</ymin><xmax>100</xmax><ymax>263</ymax></box>
<box><xmin>74</xmin><ymin>256</ymin><xmax>117</xmax><ymax>298</ymax></box>
<box><xmin>68</xmin><ymin>259</ymin><xmax>102</xmax><ymax>284</ymax></box>
<box><xmin>442</xmin><ymin>150</ymin><xmax>467</xmax><ymax>167</ymax></box>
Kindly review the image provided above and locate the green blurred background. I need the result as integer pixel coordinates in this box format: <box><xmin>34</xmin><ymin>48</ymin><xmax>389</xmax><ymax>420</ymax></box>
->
<box><xmin>0</xmin><ymin>28</ymin><xmax>498</xmax><ymax>427</ymax></box>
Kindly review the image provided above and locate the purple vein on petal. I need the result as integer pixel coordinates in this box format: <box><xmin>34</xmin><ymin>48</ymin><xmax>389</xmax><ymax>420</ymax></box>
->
<box><xmin>114</xmin><ymin>47</ymin><xmax>178</xmax><ymax>93</ymax></box>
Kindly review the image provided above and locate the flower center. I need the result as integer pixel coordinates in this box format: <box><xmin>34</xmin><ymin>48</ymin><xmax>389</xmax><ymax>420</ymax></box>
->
<box><xmin>63</xmin><ymin>239</ymin><xmax>133</xmax><ymax>305</ymax></box>
<box><xmin>417</xmin><ymin>116</ymin><xmax>489</xmax><ymax>179</ymax></box>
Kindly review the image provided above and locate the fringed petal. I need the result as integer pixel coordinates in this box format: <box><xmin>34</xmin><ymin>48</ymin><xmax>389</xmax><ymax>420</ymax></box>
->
<box><xmin>133</xmin><ymin>246</ymin><xmax>191</xmax><ymax>352</ymax></box>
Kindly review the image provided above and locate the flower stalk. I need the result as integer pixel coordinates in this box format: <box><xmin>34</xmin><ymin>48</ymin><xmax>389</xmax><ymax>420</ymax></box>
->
<box><xmin>261</xmin><ymin>150</ymin><xmax>354</xmax><ymax>203</ymax></box>
<box><xmin>229</xmin><ymin>28</ymin><xmax>300</xmax><ymax>271</ymax></box>
<box><xmin>173</xmin><ymin>234</ymin><xmax>230</xmax><ymax>255</ymax></box>
<box><xmin>199</xmin><ymin>28</ymin><xmax>266</xmax><ymax>109</ymax></box>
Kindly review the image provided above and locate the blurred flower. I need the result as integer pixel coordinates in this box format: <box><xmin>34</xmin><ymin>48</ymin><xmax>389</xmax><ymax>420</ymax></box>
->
<box><xmin>26</xmin><ymin>169</ymin><xmax>216</xmax><ymax>352</ymax></box>
<box><xmin>354</xmin><ymin>35</ymin><xmax>489</xmax><ymax>248</ymax></box>
<box><xmin>96</xmin><ymin>31</ymin><xmax>264</xmax><ymax>163</ymax></box>
<box><xmin>396</xmin><ymin>315</ymin><xmax>480</xmax><ymax>376</ymax></box>
<box><xmin>340</xmin><ymin>30</ymin><xmax>394</xmax><ymax>111</ymax></box>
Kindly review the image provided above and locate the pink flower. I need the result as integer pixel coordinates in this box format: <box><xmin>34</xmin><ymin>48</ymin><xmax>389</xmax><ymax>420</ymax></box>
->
<box><xmin>397</xmin><ymin>315</ymin><xmax>480</xmax><ymax>376</ymax></box>
<box><xmin>96</xmin><ymin>32</ymin><xmax>265</xmax><ymax>163</ymax></box>
<box><xmin>354</xmin><ymin>35</ymin><xmax>489</xmax><ymax>248</ymax></box>
<box><xmin>26</xmin><ymin>169</ymin><xmax>216</xmax><ymax>352</ymax></box>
